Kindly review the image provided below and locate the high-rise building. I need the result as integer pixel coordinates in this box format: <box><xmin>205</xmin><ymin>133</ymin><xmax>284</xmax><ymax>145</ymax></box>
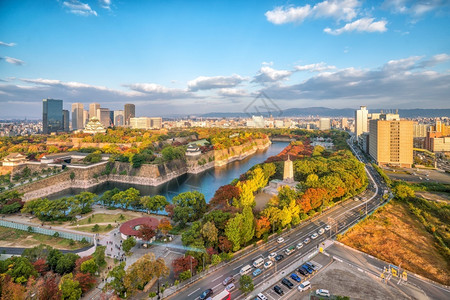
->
<box><xmin>413</xmin><ymin>123</ymin><xmax>432</xmax><ymax>138</ymax></box>
<box><xmin>109</xmin><ymin>110</ymin><xmax>115</xmax><ymax>127</ymax></box>
<box><xmin>355</xmin><ymin>106</ymin><xmax>368</xmax><ymax>137</ymax></box>
<box><xmin>97</xmin><ymin>108</ymin><xmax>111</xmax><ymax>128</ymax></box>
<box><xmin>124</xmin><ymin>104</ymin><xmax>135</xmax><ymax>125</ymax></box>
<box><xmin>83</xmin><ymin>110</ymin><xmax>89</xmax><ymax>126</ymax></box>
<box><xmin>62</xmin><ymin>110</ymin><xmax>70</xmax><ymax>132</ymax></box>
<box><xmin>246</xmin><ymin>115</ymin><xmax>264</xmax><ymax>128</ymax></box>
<box><xmin>43</xmin><ymin>99</ymin><xmax>63</xmax><ymax>134</ymax></box>
<box><xmin>114</xmin><ymin>110</ymin><xmax>124</xmax><ymax>126</ymax></box>
<box><xmin>89</xmin><ymin>103</ymin><xmax>100</xmax><ymax>120</ymax></box>
<box><xmin>369</xmin><ymin>117</ymin><xmax>413</xmax><ymax>167</ymax></box>
<box><xmin>71</xmin><ymin>103</ymin><xmax>84</xmax><ymax>130</ymax></box>
<box><xmin>129</xmin><ymin>117</ymin><xmax>163</xmax><ymax>129</ymax></box>
<box><xmin>319</xmin><ymin>118</ymin><xmax>331</xmax><ymax>130</ymax></box>
<box><xmin>341</xmin><ymin>117</ymin><xmax>348</xmax><ymax>129</ymax></box>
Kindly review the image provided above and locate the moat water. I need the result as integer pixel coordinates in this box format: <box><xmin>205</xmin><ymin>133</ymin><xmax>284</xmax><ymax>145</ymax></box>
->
<box><xmin>49</xmin><ymin>142</ymin><xmax>288</xmax><ymax>202</ymax></box>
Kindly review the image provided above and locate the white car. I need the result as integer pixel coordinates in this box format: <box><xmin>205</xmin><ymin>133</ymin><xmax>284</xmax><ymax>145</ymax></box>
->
<box><xmin>263</xmin><ymin>261</ymin><xmax>273</xmax><ymax>269</ymax></box>
<box><xmin>226</xmin><ymin>283</ymin><xmax>235</xmax><ymax>292</ymax></box>
<box><xmin>318</xmin><ymin>228</ymin><xmax>325</xmax><ymax>235</ymax></box>
<box><xmin>277</xmin><ymin>237</ymin><xmax>285</xmax><ymax>243</ymax></box>
<box><xmin>298</xmin><ymin>280</ymin><xmax>311</xmax><ymax>292</ymax></box>
<box><xmin>268</xmin><ymin>252</ymin><xmax>277</xmax><ymax>261</ymax></box>
<box><xmin>311</xmin><ymin>233</ymin><xmax>319</xmax><ymax>239</ymax></box>
<box><xmin>325</xmin><ymin>225</ymin><xmax>331</xmax><ymax>231</ymax></box>
<box><xmin>257</xmin><ymin>293</ymin><xmax>268</xmax><ymax>300</ymax></box>
<box><xmin>304</xmin><ymin>237</ymin><xmax>311</xmax><ymax>244</ymax></box>
<box><xmin>316</xmin><ymin>289</ymin><xmax>331</xmax><ymax>297</ymax></box>
<box><xmin>296</xmin><ymin>242</ymin><xmax>304</xmax><ymax>249</ymax></box>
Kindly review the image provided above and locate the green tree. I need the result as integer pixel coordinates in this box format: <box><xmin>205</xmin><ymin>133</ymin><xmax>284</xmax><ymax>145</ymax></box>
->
<box><xmin>74</xmin><ymin>192</ymin><xmax>96</xmax><ymax>214</ymax></box>
<box><xmin>225</xmin><ymin>213</ymin><xmax>244</xmax><ymax>251</ymax></box>
<box><xmin>239</xmin><ymin>275</ymin><xmax>254</xmax><ymax>294</ymax></box>
<box><xmin>59</xmin><ymin>273</ymin><xmax>82</xmax><ymax>300</ymax></box>
<box><xmin>141</xmin><ymin>195</ymin><xmax>169</xmax><ymax>212</ymax></box>
<box><xmin>47</xmin><ymin>249</ymin><xmax>63</xmax><ymax>271</ymax></box>
<box><xmin>112</xmin><ymin>188</ymin><xmax>141</xmax><ymax>209</ymax></box>
<box><xmin>394</xmin><ymin>184</ymin><xmax>415</xmax><ymax>200</ymax></box>
<box><xmin>3</xmin><ymin>256</ymin><xmax>38</xmax><ymax>284</ymax></box>
<box><xmin>107</xmin><ymin>262</ymin><xmax>127</xmax><ymax>297</ymax></box>
<box><xmin>92</xmin><ymin>245</ymin><xmax>106</xmax><ymax>268</ymax></box>
<box><xmin>80</xmin><ymin>258</ymin><xmax>98</xmax><ymax>274</ymax></box>
<box><xmin>241</xmin><ymin>206</ymin><xmax>255</xmax><ymax>246</ymax></box>
<box><xmin>55</xmin><ymin>253</ymin><xmax>79</xmax><ymax>275</ymax></box>
<box><xmin>122</xmin><ymin>236</ymin><xmax>136</xmax><ymax>254</ymax></box>
<box><xmin>70</xmin><ymin>172</ymin><xmax>75</xmax><ymax>180</ymax></box>
<box><xmin>201</xmin><ymin>221</ymin><xmax>218</xmax><ymax>246</ymax></box>
<box><xmin>211</xmin><ymin>254</ymin><xmax>221</xmax><ymax>266</ymax></box>
<box><xmin>181</xmin><ymin>221</ymin><xmax>204</xmax><ymax>247</ymax></box>
<box><xmin>172</xmin><ymin>191</ymin><xmax>207</xmax><ymax>226</ymax></box>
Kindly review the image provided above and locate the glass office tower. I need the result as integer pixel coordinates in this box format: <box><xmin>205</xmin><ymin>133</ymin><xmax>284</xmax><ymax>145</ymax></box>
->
<box><xmin>43</xmin><ymin>99</ymin><xmax>63</xmax><ymax>134</ymax></box>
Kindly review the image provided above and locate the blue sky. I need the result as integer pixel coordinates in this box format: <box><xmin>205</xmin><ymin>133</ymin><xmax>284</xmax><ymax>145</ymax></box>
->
<box><xmin>0</xmin><ymin>0</ymin><xmax>449</xmax><ymax>118</ymax></box>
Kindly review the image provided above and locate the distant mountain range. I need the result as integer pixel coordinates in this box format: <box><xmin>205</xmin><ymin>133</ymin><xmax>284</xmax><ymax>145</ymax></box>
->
<box><xmin>199</xmin><ymin>107</ymin><xmax>450</xmax><ymax>118</ymax></box>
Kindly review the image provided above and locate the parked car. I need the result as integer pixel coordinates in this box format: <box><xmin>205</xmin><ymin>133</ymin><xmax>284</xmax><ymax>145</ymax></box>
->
<box><xmin>304</xmin><ymin>237</ymin><xmax>311</xmax><ymax>244</ymax></box>
<box><xmin>263</xmin><ymin>261</ymin><xmax>273</xmax><ymax>269</ymax></box>
<box><xmin>277</xmin><ymin>237</ymin><xmax>285</xmax><ymax>243</ymax></box>
<box><xmin>274</xmin><ymin>285</ymin><xmax>284</xmax><ymax>295</ymax></box>
<box><xmin>257</xmin><ymin>293</ymin><xmax>268</xmax><ymax>300</ymax></box>
<box><xmin>316</xmin><ymin>289</ymin><xmax>331</xmax><ymax>297</ymax></box>
<box><xmin>290</xmin><ymin>273</ymin><xmax>301</xmax><ymax>282</ymax></box>
<box><xmin>325</xmin><ymin>225</ymin><xmax>331</xmax><ymax>231</ymax></box>
<box><xmin>222</xmin><ymin>276</ymin><xmax>234</xmax><ymax>286</ymax></box>
<box><xmin>252</xmin><ymin>268</ymin><xmax>262</xmax><ymax>277</ymax></box>
<box><xmin>275</xmin><ymin>254</ymin><xmax>284</xmax><ymax>262</ymax></box>
<box><xmin>311</xmin><ymin>233</ymin><xmax>319</xmax><ymax>239</ymax></box>
<box><xmin>226</xmin><ymin>283</ymin><xmax>235</xmax><ymax>292</ymax></box>
<box><xmin>298</xmin><ymin>266</ymin><xmax>309</xmax><ymax>276</ymax></box>
<box><xmin>296</xmin><ymin>242</ymin><xmax>304</xmax><ymax>249</ymax></box>
<box><xmin>297</xmin><ymin>280</ymin><xmax>311</xmax><ymax>292</ymax></box>
<box><xmin>318</xmin><ymin>228</ymin><xmax>325</xmax><ymax>235</ymax></box>
<box><xmin>302</xmin><ymin>264</ymin><xmax>314</xmax><ymax>274</ymax></box>
<box><xmin>199</xmin><ymin>289</ymin><xmax>213</xmax><ymax>300</ymax></box>
<box><xmin>306</xmin><ymin>261</ymin><xmax>318</xmax><ymax>271</ymax></box>
<box><xmin>268</xmin><ymin>252</ymin><xmax>277</xmax><ymax>261</ymax></box>
<box><xmin>281</xmin><ymin>278</ymin><xmax>294</xmax><ymax>289</ymax></box>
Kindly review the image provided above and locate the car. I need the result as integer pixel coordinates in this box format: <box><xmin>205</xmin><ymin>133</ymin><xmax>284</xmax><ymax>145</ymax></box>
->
<box><xmin>325</xmin><ymin>225</ymin><xmax>331</xmax><ymax>231</ymax></box>
<box><xmin>281</xmin><ymin>278</ymin><xmax>294</xmax><ymax>289</ymax></box>
<box><xmin>222</xmin><ymin>276</ymin><xmax>234</xmax><ymax>286</ymax></box>
<box><xmin>297</xmin><ymin>267</ymin><xmax>308</xmax><ymax>276</ymax></box>
<box><xmin>285</xmin><ymin>246</ymin><xmax>295</xmax><ymax>255</ymax></box>
<box><xmin>290</xmin><ymin>273</ymin><xmax>301</xmax><ymax>282</ymax></box>
<box><xmin>296</xmin><ymin>242</ymin><xmax>304</xmax><ymax>249</ymax></box>
<box><xmin>304</xmin><ymin>237</ymin><xmax>311</xmax><ymax>244</ymax></box>
<box><xmin>277</xmin><ymin>237</ymin><xmax>285</xmax><ymax>243</ymax></box>
<box><xmin>275</xmin><ymin>254</ymin><xmax>284</xmax><ymax>262</ymax></box>
<box><xmin>306</xmin><ymin>261</ymin><xmax>318</xmax><ymax>271</ymax></box>
<box><xmin>273</xmin><ymin>285</ymin><xmax>284</xmax><ymax>295</ymax></box>
<box><xmin>199</xmin><ymin>288</ymin><xmax>213</xmax><ymax>300</ymax></box>
<box><xmin>226</xmin><ymin>283</ymin><xmax>235</xmax><ymax>292</ymax></box>
<box><xmin>311</xmin><ymin>233</ymin><xmax>319</xmax><ymax>239</ymax></box>
<box><xmin>298</xmin><ymin>280</ymin><xmax>311</xmax><ymax>292</ymax></box>
<box><xmin>302</xmin><ymin>264</ymin><xmax>314</xmax><ymax>274</ymax></box>
<box><xmin>252</xmin><ymin>268</ymin><xmax>262</xmax><ymax>277</ymax></box>
<box><xmin>263</xmin><ymin>261</ymin><xmax>273</xmax><ymax>269</ymax></box>
<box><xmin>268</xmin><ymin>252</ymin><xmax>277</xmax><ymax>261</ymax></box>
<box><xmin>316</xmin><ymin>289</ymin><xmax>331</xmax><ymax>297</ymax></box>
<box><xmin>318</xmin><ymin>228</ymin><xmax>325</xmax><ymax>235</ymax></box>
<box><xmin>257</xmin><ymin>293</ymin><xmax>268</xmax><ymax>300</ymax></box>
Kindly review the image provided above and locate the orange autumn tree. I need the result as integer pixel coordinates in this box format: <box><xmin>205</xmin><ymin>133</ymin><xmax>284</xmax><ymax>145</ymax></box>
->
<box><xmin>255</xmin><ymin>216</ymin><xmax>271</xmax><ymax>238</ymax></box>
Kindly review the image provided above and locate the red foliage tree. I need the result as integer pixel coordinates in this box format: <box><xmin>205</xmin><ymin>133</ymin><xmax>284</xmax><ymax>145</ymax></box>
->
<box><xmin>301</xmin><ymin>188</ymin><xmax>328</xmax><ymax>210</ymax></box>
<box><xmin>157</xmin><ymin>218</ymin><xmax>172</xmax><ymax>235</ymax></box>
<box><xmin>33</xmin><ymin>258</ymin><xmax>49</xmax><ymax>275</ymax></box>
<box><xmin>206</xmin><ymin>247</ymin><xmax>218</xmax><ymax>257</ymax></box>
<box><xmin>255</xmin><ymin>216</ymin><xmax>271</xmax><ymax>238</ymax></box>
<box><xmin>74</xmin><ymin>272</ymin><xmax>97</xmax><ymax>293</ymax></box>
<box><xmin>165</xmin><ymin>204</ymin><xmax>175</xmax><ymax>218</ymax></box>
<box><xmin>218</xmin><ymin>236</ymin><xmax>232</xmax><ymax>253</ymax></box>
<box><xmin>172</xmin><ymin>256</ymin><xmax>198</xmax><ymax>275</ymax></box>
<box><xmin>0</xmin><ymin>275</ymin><xmax>25</xmax><ymax>300</ymax></box>
<box><xmin>34</xmin><ymin>272</ymin><xmax>62</xmax><ymax>300</ymax></box>
<box><xmin>210</xmin><ymin>184</ymin><xmax>241</xmax><ymax>208</ymax></box>
<box><xmin>74</xmin><ymin>255</ymin><xmax>93</xmax><ymax>274</ymax></box>
<box><xmin>137</xmin><ymin>224</ymin><xmax>156</xmax><ymax>241</ymax></box>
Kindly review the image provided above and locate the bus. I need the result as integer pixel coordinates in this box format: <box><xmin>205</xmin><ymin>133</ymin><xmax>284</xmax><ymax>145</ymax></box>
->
<box><xmin>210</xmin><ymin>289</ymin><xmax>231</xmax><ymax>300</ymax></box>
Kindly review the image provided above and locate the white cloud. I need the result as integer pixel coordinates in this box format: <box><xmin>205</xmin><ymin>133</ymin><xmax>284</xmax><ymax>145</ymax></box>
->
<box><xmin>218</xmin><ymin>88</ymin><xmax>248</xmax><ymax>97</ymax></box>
<box><xmin>253</xmin><ymin>66</ymin><xmax>292</xmax><ymax>83</ymax></box>
<box><xmin>63</xmin><ymin>0</ymin><xmax>97</xmax><ymax>16</ymax></box>
<box><xmin>0</xmin><ymin>41</ymin><xmax>16</xmax><ymax>47</ymax></box>
<box><xmin>265</xmin><ymin>0</ymin><xmax>360</xmax><ymax>25</ymax></box>
<box><xmin>295</xmin><ymin>62</ymin><xmax>336</xmax><ymax>72</ymax></box>
<box><xmin>324</xmin><ymin>18</ymin><xmax>387</xmax><ymax>35</ymax></box>
<box><xmin>383</xmin><ymin>0</ymin><xmax>449</xmax><ymax>17</ymax></box>
<box><xmin>0</xmin><ymin>56</ymin><xmax>24</xmax><ymax>65</ymax></box>
<box><xmin>125</xmin><ymin>83</ymin><xmax>190</xmax><ymax>98</ymax></box>
<box><xmin>188</xmin><ymin>74</ymin><xmax>245</xmax><ymax>91</ymax></box>
<box><xmin>99</xmin><ymin>0</ymin><xmax>111</xmax><ymax>10</ymax></box>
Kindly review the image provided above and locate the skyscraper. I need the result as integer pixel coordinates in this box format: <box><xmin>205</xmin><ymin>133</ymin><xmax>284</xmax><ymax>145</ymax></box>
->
<box><xmin>89</xmin><ymin>103</ymin><xmax>100</xmax><ymax>120</ymax></box>
<box><xmin>355</xmin><ymin>106</ymin><xmax>368</xmax><ymax>137</ymax></box>
<box><xmin>124</xmin><ymin>103</ymin><xmax>135</xmax><ymax>126</ymax></box>
<box><xmin>369</xmin><ymin>116</ymin><xmax>413</xmax><ymax>168</ymax></box>
<box><xmin>114</xmin><ymin>110</ymin><xmax>124</xmax><ymax>126</ymax></box>
<box><xmin>43</xmin><ymin>99</ymin><xmax>63</xmax><ymax>134</ymax></box>
<box><xmin>319</xmin><ymin>118</ymin><xmax>331</xmax><ymax>130</ymax></box>
<box><xmin>97</xmin><ymin>108</ymin><xmax>111</xmax><ymax>128</ymax></box>
<box><xmin>71</xmin><ymin>103</ymin><xmax>84</xmax><ymax>130</ymax></box>
<box><xmin>62</xmin><ymin>110</ymin><xmax>70</xmax><ymax>132</ymax></box>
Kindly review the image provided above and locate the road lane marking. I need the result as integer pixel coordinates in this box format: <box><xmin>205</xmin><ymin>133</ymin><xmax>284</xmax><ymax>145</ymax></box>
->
<box><xmin>212</xmin><ymin>275</ymin><xmax>223</xmax><ymax>282</ymax></box>
<box><xmin>268</xmin><ymin>246</ymin><xmax>277</xmax><ymax>252</ymax></box>
<box><xmin>233</xmin><ymin>264</ymin><xmax>243</xmax><ymax>270</ymax></box>
<box><xmin>187</xmin><ymin>288</ymin><xmax>200</xmax><ymax>297</ymax></box>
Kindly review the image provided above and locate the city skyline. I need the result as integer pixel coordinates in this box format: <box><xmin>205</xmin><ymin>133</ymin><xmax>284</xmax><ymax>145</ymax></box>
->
<box><xmin>1</xmin><ymin>0</ymin><xmax>450</xmax><ymax>118</ymax></box>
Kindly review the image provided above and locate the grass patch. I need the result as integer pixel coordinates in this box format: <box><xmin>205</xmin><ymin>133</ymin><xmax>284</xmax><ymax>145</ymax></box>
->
<box><xmin>0</xmin><ymin>226</ymin><xmax>86</xmax><ymax>250</ymax></box>
<box><xmin>339</xmin><ymin>198</ymin><xmax>450</xmax><ymax>285</ymax></box>
<box><xmin>73</xmin><ymin>224</ymin><xmax>116</xmax><ymax>233</ymax></box>
<box><xmin>76</xmin><ymin>213</ymin><xmax>134</xmax><ymax>225</ymax></box>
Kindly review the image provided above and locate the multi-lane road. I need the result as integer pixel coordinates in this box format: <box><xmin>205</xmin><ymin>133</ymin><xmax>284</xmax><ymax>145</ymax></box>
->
<box><xmin>169</xmin><ymin>138</ymin><xmax>387</xmax><ymax>300</ymax></box>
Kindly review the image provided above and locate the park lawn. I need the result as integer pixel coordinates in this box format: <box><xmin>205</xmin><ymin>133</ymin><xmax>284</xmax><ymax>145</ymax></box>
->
<box><xmin>76</xmin><ymin>212</ymin><xmax>136</xmax><ymax>225</ymax></box>
<box><xmin>338</xmin><ymin>199</ymin><xmax>450</xmax><ymax>285</ymax></box>
<box><xmin>0</xmin><ymin>226</ymin><xmax>86</xmax><ymax>250</ymax></box>
<box><xmin>72</xmin><ymin>224</ymin><xmax>116</xmax><ymax>234</ymax></box>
